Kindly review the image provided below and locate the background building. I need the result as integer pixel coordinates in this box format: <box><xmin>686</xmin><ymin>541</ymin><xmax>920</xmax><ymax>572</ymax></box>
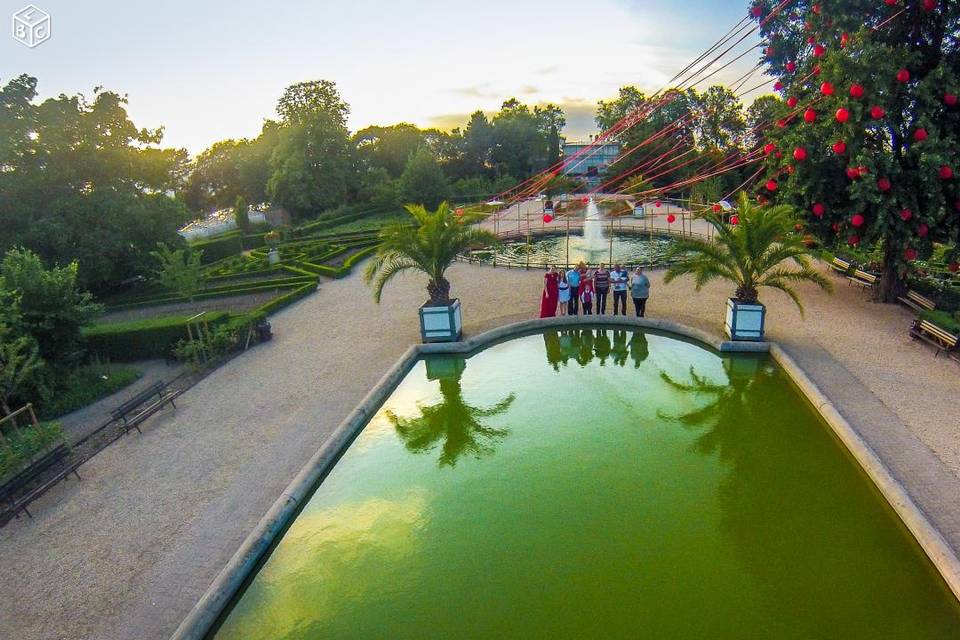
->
<box><xmin>561</xmin><ymin>139</ymin><xmax>621</xmax><ymax>188</ymax></box>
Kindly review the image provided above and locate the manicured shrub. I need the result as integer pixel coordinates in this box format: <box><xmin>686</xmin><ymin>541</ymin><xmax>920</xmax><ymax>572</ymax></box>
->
<box><xmin>38</xmin><ymin>363</ymin><xmax>141</xmax><ymax>419</ymax></box>
<box><xmin>83</xmin><ymin>312</ymin><xmax>231</xmax><ymax>361</ymax></box>
<box><xmin>190</xmin><ymin>233</ymin><xmax>244</xmax><ymax>263</ymax></box>
<box><xmin>0</xmin><ymin>420</ymin><xmax>64</xmax><ymax>482</ymax></box>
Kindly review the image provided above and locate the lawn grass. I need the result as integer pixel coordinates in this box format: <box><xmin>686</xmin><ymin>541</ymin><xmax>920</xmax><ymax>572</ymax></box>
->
<box><xmin>38</xmin><ymin>363</ymin><xmax>143</xmax><ymax>419</ymax></box>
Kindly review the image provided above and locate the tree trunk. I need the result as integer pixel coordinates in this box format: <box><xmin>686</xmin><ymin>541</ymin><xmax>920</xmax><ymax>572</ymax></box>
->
<box><xmin>878</xmin><ymin>245</ymin><xmax>906</xmax><ymax>303</ymax></box>
<box><xmin>427</xmin><ymin>277</ymin><xmax>451</xmax><ymax>305</ymax></box>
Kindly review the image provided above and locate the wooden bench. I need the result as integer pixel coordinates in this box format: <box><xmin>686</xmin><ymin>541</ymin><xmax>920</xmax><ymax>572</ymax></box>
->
<box><xmin>846</xmin><ymin>269</ymin><xmax>878</xmax><ymax>290</ymax></box>
<box><xmin>910</xmin><ymin>319</ymin><xmax>960</xmax><ymax>362</ymax></box>
<box><xmin>110</xmin><ymin>381</ymin><xmax>176</xmax><ymax>435</ymax></box>
<box><xmin>897</xmin><ymin>290</ymin><xmax>936</xmax><ymax>314</ymax></box>
<box><xmin>829</xmin><ymin>256</ymin><xmax>852</xmax><ymax>274</ymax></box>
<box><xmin>7</xmin><ymin>460</ymin><xmax>83</xmax><ymax>520</ymax></box>
<box><xmin>0</xmin><ymin>444</ymin><xmax>74</xmax><ymax>508</ymax></box>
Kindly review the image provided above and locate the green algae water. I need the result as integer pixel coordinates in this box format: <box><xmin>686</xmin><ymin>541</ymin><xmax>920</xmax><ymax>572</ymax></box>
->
<box><xmin>215</xmin><ymin>329</ymin><xmax>960</xmax><ymax>639</ymax></box>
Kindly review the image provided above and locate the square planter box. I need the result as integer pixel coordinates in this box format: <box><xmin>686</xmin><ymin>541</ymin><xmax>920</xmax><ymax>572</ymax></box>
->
<box><xmin>419</xmin><ymin>299</ymin><xmax>462</xmax><ymax>343</ymax></box>
<box><xmin>725</xmin><ymin>298</ymin><xmax>766</xmax><ymax>341</ymax></box>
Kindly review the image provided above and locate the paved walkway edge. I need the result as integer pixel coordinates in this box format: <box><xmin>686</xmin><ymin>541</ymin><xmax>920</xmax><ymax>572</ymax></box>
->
<box><xmin>170</xmin><ymin>318</ymin><xmax>954</xmax><ymax>640</ymax></box>
<box><xmin>770</xmin><ymin>343</ymin><xmax>960</xmax><ymax>600</ymax></box>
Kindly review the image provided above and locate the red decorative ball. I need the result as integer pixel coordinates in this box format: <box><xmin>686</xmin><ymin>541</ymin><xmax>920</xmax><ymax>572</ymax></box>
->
<box><xmin>948</xmin><ymin>262</ymin><xmax>959</xmax><ymax>273</ymax></box>
<box><xmin>896</xmin><ymin>69</ymin><xmax>910</xmax><ymax>83</ymax></box>
<box><xmin>793</xmin><ymin>147</ymin><xmax>808</xmax><ymax>161</ymax></box>
<box><xmin>803</xmin><ymin>108</ymin><xmax>817</xmax><ymax>123</ymax></box>
<box><xmin>712</xmin><ymin>203</ymin><xmax>722</xmax><ymax>213</ymax></box>
<box><xmin>655</xmin><ymin>201</ymin><xmax>662</xmax><ymax>207</ymax></box>
<box><xmin>945</xmin><ymin>93</ymin><xmax>958</xmax><ymax>106</ymax></box>
<box><xmin>812</xmin><ymin>3</ymin><xmax>821</xmax><ymax>14</ymax></box>
<box><xmin>786</xmin><ymin>164</ymin><xmax>796</xmax><ymax>175</ymax></box>
<box><xmin>786</xmin><ymin>61</ymin><xmax>797</xmax><ymax>73</ymax></box>
<box><xmin>922</xmin><ymin>0</ymin><xmax>936</xmax><ymax>10</ymax></box>
<box><xmin>763</xmin><ymin>142</ymin><xmax>776</xmax><ymax>154</ymax></box>
<box><xmin>820</xmin><ymin>82</ymin><xmax>834</xmax><ymax>96</ymax></box>
<box><xmin>883</xmin><ymin>0</ymin><xmax>897</xmax><ymax>5</ymax></box>
<box><xmin>904</xmin><ymin>247</ymin><xmax>918</xmax><ymax>261</ymax></box>
<box><xmin>848</xmin><ymin>235</ymin><xmax>860</xmax><ymax>247</ymax></box>
<box><xmin>807</xmin><ymin>36</ymin><xmax>816</xmax><ymax>46</ymax></box>
<box><xmin>849</xmin><ymin>84</ymin><xmax>864</xmax><ymax>99</ymax></box>
<box><xmin>851</xmin><ymin>213</ymin><xmax>865</xmax><ymax>227</ymax></box>
<box><xmin>766</xmin><ymin>45</ymin><xmax>775</xmax><ymax>57</ymax></box>
<box><xmin>730</xmin><ymin>215</ymin><xmax>739</xmax><ymax>225</ymax></box>
<box><xmin>666</xmin><ymin>213</ymin><xmax>676</xmax><ymax>223</ymax></box>
<box><xmin>913</xmin><ymin>128</ymin><xmax>928</xmax><ymax>142</ymax></box>
<box><xmin>836</xmin><ymin>107</ymin><xmax>850</xmax><ymax>123</ymax></box>
<box><xmin>786</xmin><ymin>96</ymin><xmax>798</xmax><ymax>108</ymax></box>
<box><xmin>918</xmin><ymin>223</ymin><xmax>929</xmax><ymax>238</ymax></box>
<box><xmin>774</xmin><ymin>81</ymin><xmax>784</xmax><ymax>91</ymax></box>
<box><xmin>900</xmin><ymin>208</ymin><xmax>913</xmax><ymax>221</ymax></box>
<box><xmin>812</xmin><ymin>65</ymin><xmax>822</xmax><ymax>76</ymax></box>
<box><xmin>846</xmin><ymin>167</ymin><xmax>861</xmax><ymax>180</ymax></box>
<box><xmin>777</xmin><ymin>118</ymin><xmax>788</xmax><ymax>128</ymax></box>
<box><xmin>750</xmin><ymin>5</ymin><xmax>762</xmax><ymax>17</ymax></box>
<box><xmin>870</xmin><ymin>105</ymin><xmax>885</xmax><ymax>119</ymax></box>
<box><xmin>543</xmin><ymin>214</ymin><xmax>553</xmax><ymax>223</ymax></box>
<box><xmin>940</xmin><ymin>165</ymin><xmax>954</xmax><ymax>180</ymax></box>
<box><xmin>775</xmin><ymin>151</ymin><xmax>782</xmax><ymax>158</ymax></box>
<box><xmin>813</xmin><ymin>44</ymin><xmax>826</xmax><ymax>57</ymax></box>
<box><xmin>840</xmin><ymin>32</ymin><xmax>850</xmax><ymax>48</ymax></box>
<box><xmin>812</xmin><ymin>203</ymin><xmax>826</xmax><ymax>217</ymax></box>
<box><xmin>877</xmin><ymin>177</ymin><xmax>891</xmax><ymax>192</ymax></box>
<box><xmin>831</xmin><ymin>222</ymin><xmax>840</xmax><ymax>233</ymax></box>
<box><xmin>858</xmin><ymin>166</ymin><xmax>869</xmax><ymax>176</ymax></box>
<box><xmin>766</xmin><ymin>179</ymin><xmax>778</xmax><ymax>192</ymax></box>
<box><xmin>832</xmin><ymin>140</ymin><xmax>847</xmax><ymax>154</ymax></box>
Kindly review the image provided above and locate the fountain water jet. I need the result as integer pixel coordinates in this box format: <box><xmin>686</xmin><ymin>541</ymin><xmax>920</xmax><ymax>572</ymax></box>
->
<box><xmin>582</xmin><ymin>199</ymin><xmax>605</xmax><ymax>251</ymax></box>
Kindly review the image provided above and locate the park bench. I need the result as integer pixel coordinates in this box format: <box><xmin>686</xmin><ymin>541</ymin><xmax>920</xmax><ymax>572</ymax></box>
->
<box><xmin>910</xmin><ymin>319</ymin><xmax>960</xmax><ymax>362</ymax></box>
<box><xmin>6</xmin><ymin>458</ymin><xmax>83</xmax><ymax>521</ymax></box>
<box><xmin>828</xmin><ymin>256</ymin><xmax>852</xmax><ymax>275</ymax></box>
<box><xmin>0</xmin><ymin>444</ymin><xmax>76</xmax><ymax>508</ymax></box>
<box><xmin>846</xmin><ymin>269</ymin><xmax>878</xmax><ymax>290</ymax></box>
<box><xmin>110</xmin><ymin>381</ymin><xmax>176</xmax><ymax>435</ymax></box>
<box><xmin>897</xmin><ymin>290</ymin><xmax>936</xmax><ymax>314</ymax></box>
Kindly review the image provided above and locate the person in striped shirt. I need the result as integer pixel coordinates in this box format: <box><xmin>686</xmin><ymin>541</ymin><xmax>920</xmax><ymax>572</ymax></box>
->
<box><xmin>593</xmin><ymin>263</ymin><xmax>610</xmax><ymax>315</ymax></box>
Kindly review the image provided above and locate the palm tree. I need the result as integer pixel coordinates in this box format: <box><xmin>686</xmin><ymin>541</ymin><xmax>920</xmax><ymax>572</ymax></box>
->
<box><xmin>664</xmin><ymin>192</ymin><xmax>831</xmax><ymax>315</ymax></box>
<box><xmin>365</xmin><ymin>202</ymin><xmax>499</xmax><ymax>304</ymax></box>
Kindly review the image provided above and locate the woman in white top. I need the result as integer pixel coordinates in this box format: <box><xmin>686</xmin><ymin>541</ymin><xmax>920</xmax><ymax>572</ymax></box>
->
<box><xmin>556</xmin><ymin>271</ymin><xmax>570</xmax><ymax>316</ymax></box>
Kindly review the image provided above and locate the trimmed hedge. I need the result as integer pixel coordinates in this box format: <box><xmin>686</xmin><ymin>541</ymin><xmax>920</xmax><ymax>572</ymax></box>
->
<box><xmin>106</xmin><ymin>277</ymin><xmax>316</xmax><ymax>311</ymax></box>
<box><xmin>84</xmin><ymin>312</ymin><xmax>231</xmax><ymax>361</ymax></box>
<box><xmin>191</xmin><ymin>233</ymin><xmax>244</xmax><ymax>263</ymax></box>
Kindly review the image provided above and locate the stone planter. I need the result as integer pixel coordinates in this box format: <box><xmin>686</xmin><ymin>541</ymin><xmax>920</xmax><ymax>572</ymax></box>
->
<box><xmin>725</xmin><ymin>298</ymin><xmax>766</xmax><ymax>341</ymax></box>
<box><xmin>419</xmin><ymin>299</ymin><xmax>462</xmax><ymax>343</ymax></box>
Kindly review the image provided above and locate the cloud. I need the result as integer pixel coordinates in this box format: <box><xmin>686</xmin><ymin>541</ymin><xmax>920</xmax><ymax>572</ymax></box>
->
<box><xmin>534</xmin><ymin>65</ymin><xmax>559</xmax><ymax>75</ymax></box>
<box><xmin>425</xmin><ymin>99</ymin><xmax>600</xmax><ymax>140</ymax></box>
<box><xmin>520</xmin><ymin>84</ymin><xmax>540</xmax><ymax>95</ymax></box>
<box><xmin>449</xmin><ymin>84</ymin><xmax>501</xmax><ymax>99</ymax></box>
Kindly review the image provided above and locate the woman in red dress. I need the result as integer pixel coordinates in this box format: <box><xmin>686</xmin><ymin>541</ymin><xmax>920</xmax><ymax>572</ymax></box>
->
<box><xmin>539</xmin><ymin>266</ymin><xmax>560</xmax><ymax>318</ymax></box>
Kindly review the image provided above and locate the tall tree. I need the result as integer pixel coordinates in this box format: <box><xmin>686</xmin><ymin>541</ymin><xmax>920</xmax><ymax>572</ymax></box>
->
<box><xmin>400</xmin><ymin>147</ymin><xmax>450</xmax><ymax>209</ymax></box>
<box><xmin>275</xmin><ymin>80</ymin><xmax>349</xmax><ymax>127</ymax></box>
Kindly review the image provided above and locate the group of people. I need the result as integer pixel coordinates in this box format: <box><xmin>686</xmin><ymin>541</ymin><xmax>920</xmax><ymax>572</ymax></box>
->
<box><xmin>539</xmin><ymin>262</ymin><xmax>651</xmax><ymax>319</ymax></box>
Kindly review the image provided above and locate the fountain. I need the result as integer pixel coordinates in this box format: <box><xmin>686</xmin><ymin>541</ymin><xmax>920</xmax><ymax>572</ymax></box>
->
<box><xmin>583</xmin><ymin>198</ymin><xmax>605</xmax><ymax>251</ymax></box>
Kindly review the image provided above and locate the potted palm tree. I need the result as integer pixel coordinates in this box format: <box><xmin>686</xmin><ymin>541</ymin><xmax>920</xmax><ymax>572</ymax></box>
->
<box><xmin>365</xmin><ymin>201</ymin><xmax>499</xmax><ymax>342</ymax></box>
<box><xmin>664</xmin><ymin>192</ymin><xmax>831</xmax><ymax>341</ymax></box>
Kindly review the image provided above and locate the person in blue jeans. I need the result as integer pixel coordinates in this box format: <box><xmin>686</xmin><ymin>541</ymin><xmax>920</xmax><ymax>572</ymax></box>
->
<box><xmin>610</xmin><ymin>263</ymin><xmax>629</xmax><ymax>315</ymax></box>
<box><xmin>631</xmin><ymin>266</ymin><xmax>651</xmax><ymax>317</ymax></box>
<box><xmin>565</xmin><ymin>265</ymin><xmax>581</xmax><ymax>315</ymax></box>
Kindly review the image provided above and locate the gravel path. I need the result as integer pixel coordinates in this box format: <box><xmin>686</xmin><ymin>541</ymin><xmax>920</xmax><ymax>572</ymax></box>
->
<box><xmin>1</xmin><ymin>261</ymin><xmax>959</xmax><ymax>640</ymax></box>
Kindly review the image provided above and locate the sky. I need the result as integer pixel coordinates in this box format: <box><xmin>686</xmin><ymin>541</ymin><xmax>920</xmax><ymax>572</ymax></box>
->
<box><xmin>1</xmin><ymin>0</ymin><xmax>767</xmax><ymax>154</ymax></box>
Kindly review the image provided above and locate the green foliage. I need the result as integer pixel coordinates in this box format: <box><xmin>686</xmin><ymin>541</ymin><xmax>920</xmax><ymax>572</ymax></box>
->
<box><xmin>400</xmin><ymin>147</ymin><xmax>450</xmax><ymax>209</ymax></box>
<box><xmin>664</xmin><ymin>193</ymin><xmax>832</xmax><ymax>314</ymax></box>
<box><xmin>0</xmin><ymin>421</ymin><xmax>64</xmax><ymax>482</ymax></box>
<box><xmin>37</xmin><ymin>362</ymin><xmax>141</xmax><ymax>420</ymax></box>
<box><xmin>0</xmin><ymin>321</ymin><xmax>43</xmax><ymax>416</ymax></box>
<box><xmin>276</xmin><ymin>80</ymin><xmax>349</xmax><ymax>127</ymax></box>
<box><xmin>234</xmin><ymin>196</ymin><xmax>250</xmax><ymax>233</ymax></box>
<box><xmin>190</xmin><ymin>233</ymin><xmax>244</xmax><ymax>263</ymax></box>
<box><xmin>365</xmin><ymin>202</ymin><xmax>499</xmax><ymax>303</ymax></box>
<box><xmin>151</xmin><ymin>243</ymin><xmax>206</xmax><ymax>301</ymax></box>
<box><xmin>83</xmin><ymin>312</ymin><xmax>230</xmax><ymax>362</ymax></box>
<box><xmin>920</xmin><ymin>309</ymin><xmax>960</xmax><ymax>335</ymax></box>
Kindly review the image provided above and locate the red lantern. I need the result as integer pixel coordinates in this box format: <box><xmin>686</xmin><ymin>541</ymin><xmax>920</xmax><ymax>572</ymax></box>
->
<box><xmin>655</xmin><ymin>201</ymin><xmax>662</xmax><ymax>208</ymax></box>
<box><xmin>948</xmin><ymin>262</ymin><xmax>959</xmax><ymax>273</ymax></box>
<box><xmin>914</xmin><ymin>128</ymin><xmax>928</xmax><ymax>142</ymax></box>
<box><xmin>835</xmin><ymin>107</ymin><xmax>850</xmax><ymax>123</ymax></box>
<box><xmin>803</xmin><ymin>108</ymin><xmax>817</xmax><ymax>123</ymax></box>
<box><xmin>832</xmin><ymin>140</ymin><xmax>847</xmax><ymax>154</ymax></box>
<box><xmin>774</xmin><ymin>81</ymin><xmax>784</xmax><ymax>91</ymax></box>
<box><xmin>666</xmin><ymin>214</ymin><xmax>676</xmax><ymax>224</ymax></box>
<box><xmin>896</xmin><ymin>69</ymin><xmax>910</xmax><ymax>83</ymax></box>
<box><xmin>730</xmin><ymin>215</ymin><xmax>739</xmax><ymax>225</ymax></box>
<box><xmin>766</xmin><ymin>179</ymin><xmax>778</xmax><ymax>191</ymax></box>
<box><xmin>904</xmin><ymin>247</ymin><xmax>918</xmax><ymax>261</ymax></box>
<box><xmin>813</xmin><ymin>44</ymin><xmax>826</xmax><ymax>57</ymax></box>
<box><xmin>812</xmin><ymin>203</ymin><xmax>825</xmax><ymax>217</ymax></box>
<box><xmin>764</xmin><ymin>142</ymin><xmax>776</xmax><ymax>154</ymax></box>
<box><xmin>820</xmin><ymin>82</ymin><xmax>834</xmax><ymax>96</ymax></box>
<box><xmin>900</xmin><ymin>208</ymin><xmax>913</xmax><ymax>221</ymax></box>
<box><xmin>848</xmin><ymin>235</ymin><xmax>860</xmax><ymax>246</ymax></box>
<box><xmin>918</xmin><ymin>223</ymin><xmax>929</xmax><ymax>238</ymax></box>
<box><xmin>543</xmin><ymin>214</ymin><xmax>553</xmax><ymax>223</ymax></box>
<box><xmin>851</xmin><ymin>213</ymin><xmax>865</xmax><ymax>227</ymax></box>
<box><xmin>877</xmin><ymin>177</ymin><xmax>891</xmax><ymax>192</ymax></box>
<box><xmin>849</xmin><ymin>84</ymin><xmax>864</xmax><ymax>99</ymax></box>
<box><xmin>922</xmin><ymin>0</ymin><xmax>935</xmax><ymax>10</ymax></box>
<box><xmin>786</xmin><ymin>61</ymin><xmax>797</xmax><ymax>73</ymax></box>
<box><xmin>793</xmin><ymin>147</ymin><xmax>808</xmax><ymax>161</ymax></box>
<box><xmin>945</xmin><ymin>93</ymin><xmax>958</xmax><ymax>106</ymax></box>
<box><xmin>712</xmin><ymin>203</ymin><xmax>722</xmax><ymax>213</ymax></box>
<box><xmin>786</xmin><ymin>96</ymin><xmax>798</xmax><ymax>108</ymax></box>
<box><xmin>870</xmin><ymin>105</ymin><xmax>885</xmax><ymax>119</ymax></box>
<box><xmin>940</xmin><ymin>165</ymin><xmax>954</xmax><ymax>180</ymax></box>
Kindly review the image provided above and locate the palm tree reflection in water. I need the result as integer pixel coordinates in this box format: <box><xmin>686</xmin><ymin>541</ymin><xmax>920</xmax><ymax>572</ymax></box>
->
<box><xmin>386</xmin><ymin>357</ymin><xmax>515</xmax><ymax>467</ymax></box>
<box><xmin>542</xmin><ymin>328</ymin><xmax>649</xmax><ymax>371</ymax></box>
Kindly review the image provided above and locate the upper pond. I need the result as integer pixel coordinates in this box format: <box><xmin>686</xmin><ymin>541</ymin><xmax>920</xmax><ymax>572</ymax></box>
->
<box><xmin>215</xmin><ymin>328</ymin><xmax>960</xmax><ymax>639</ymax></box>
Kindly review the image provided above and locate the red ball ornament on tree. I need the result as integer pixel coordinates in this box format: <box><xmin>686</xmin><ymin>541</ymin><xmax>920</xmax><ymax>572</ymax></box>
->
<box><xmin>851</xmin><ymin>213</ymin><xmax>865</xmax><ymax>227</ymax></box>
<box><xmin>832</xmin><ymin>140</ymin><xmax>846</xmax><ymax>154</ymax></box>
<box><xmin>820</xmin><ymin>82</ymin><xmax>834</xmax><ymax>96</ymax></box>
<box><xmin>812</xmin><ymin>65</ymin><xmax>822</xmax><ymax>76</ymax></box>
<box><xmin>840</xmin><ymin>32</ymin><xmax>850</xmax><ymax>48</ymax></box>
<box><xmin>812</xmin><ymin>203</ymin><xmax>825</xmax><ymax>217</ymax></box>
<box><xmin>848</xmin><ymin>235</ymin><xmax>860</xmax><ymax>246</ymax></box>
<box><xmin>766</xmin><ymin>45</ymin><xmax>775</xmax><ymax>57</ymax></box>
<box><xmin>846</xmin><ymin>167</ymin><xmax>860</xmax><ymax>180</ymax></box>
<box><xmin>896</xmin><ymin>69</ymin><xmax>910</xmax><ymax>83</ymax></box>
<box><xmin>940</xmin><ymin>165</ymin><xmax>954</xmax><ymax>180</ymax></box>
<box><xmin>774</xmin><ymin>81</ymin><xmax>784</xmax><ymax>91</ymax></box>
<box><xmin>945</xmin><ymin>93</ymin><xmax>958</xmax><ymax>106</ymax></box>
<box><xmin>883</xmin><ymin>0</ymin><xmax>897</xmax><ymax>5</ymax></box>
<box><xmin>803</xmin><ymin>108</ymin><xmax>817</xmax><ymax>123</ymax></box>
<box><xmin>813</xmin><ymin>44</ymin><xmax>826</xmax><ymax>57</ymax></box>
<box><xmin>712</xmin><ymin>203</ymin><xmax>722</xmax><ymax>213</ymax></box>
<box><xmin>918</xmin><ymin>223</ymin><xmax>929</xmax><ymax>238</ymax></box>
<box><xmin>904</xmin><ymin>247</ymin><xmax>918</xmax><ymax>261</ymax></box>
<box><xmin>913</xmin><ymin>128</ymin><xmax>928</xmax><ymax>142</ymax></box>
<box><xmin>857</xmin><ymin>166</ymin><xmax>869</xmax><ymax>177</ymax></box>
<box><xmin>835</xmin><ymin>107</ymin><xmax>850</xmax><ymax>123</ymax></box>
<box><xmin>666</xmin><ymin>214</ymin><xmax>676</xmax><ymax>224</ymax></box>
<box><xmin>831</xmin><ymin>222</ymin><xmax>840</xmax><ymax>233</ymax></box>
<box><xmin>849</xmin><ymin>84</ymin><xmax>864</xmax><ymax>99</ymax></box>
<box><xmin>811</xmin><ymin>3</ymin><xmax>821</xmax><ymax>14</ymax></box>
<box><xmin>730</xmin><ymin>215</ymin><xmax>739</xmax><ymax>225</ymax></box>
<box><xmin>948</xmin><ymin>262</ymin><xmax>960</xmax><ymax>273</ymax></box>
<box><xmin>786</xmin><ymin>96</ymin><xmax>798</xmax><ymax>108</ymax></box>
<box><xmin>786</xmin><ymin>61</ymin><xmax>797</xmax><ymax>73</ymax></box>
<box><xmin>543</xmin><ymin>214</ymin><xmax>553</xmax><ymax>223</ymax></box>
<box><xmin>763</xmin><ymin>142</ymin><xmax>776</xmax><ymax>155</ymax></box>
<box><xmin>921</xmin><ymin>0</ymin><xmax>935</xmax><ymax>11</ymax></box>
<box><xmin>900</xmin><ymin>208</ymin><xmax>913</xmax><ymax>221</ymax></box>
<box><xmin>793</xmin><ymin>147</ymin><xmax>808</xmax><ymax>161</ymax></box>
<box><xmin>750</xmin><ymin>4</ymin><xmax>762</xmax><ymax>17</ymax></box>
<box><xmin>870</xmin><ymin>105</ymin><xmax>886</xmax><ymax>119</ymax></box>
<box><xmin>877</xmin><ymin>177</ymin><xmax>891</xmax><ymax>192</ymax></box>
<box><xmin>655</xmin><ymin>201</ymin><xmax>662</xmax><ymax>208</ymax></box>
<box><xmin>766</xmin><ymin>179</ymin><xmax>778</xmax><ymax>192</ymax></box>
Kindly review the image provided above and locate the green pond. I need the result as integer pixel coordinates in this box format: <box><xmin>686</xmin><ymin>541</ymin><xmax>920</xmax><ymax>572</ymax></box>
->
<box><xmin>215</xmin><ymin>329</ymin><xmax>960</xmax><ymax>639</ymax></box>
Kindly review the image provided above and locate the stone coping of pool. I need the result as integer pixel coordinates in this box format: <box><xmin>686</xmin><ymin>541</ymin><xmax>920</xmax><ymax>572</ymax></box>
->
<box><xmin>170</xmin><ymin>316</ymin><xmax>960</xmax><ymax>640</ymax></box>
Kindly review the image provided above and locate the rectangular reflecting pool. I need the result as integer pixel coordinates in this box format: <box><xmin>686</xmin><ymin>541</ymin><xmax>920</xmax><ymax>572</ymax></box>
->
<box><xmin>214</xmin><ymin>329</ymin><xmax>960</xmax><ymax>639</ymax></box>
